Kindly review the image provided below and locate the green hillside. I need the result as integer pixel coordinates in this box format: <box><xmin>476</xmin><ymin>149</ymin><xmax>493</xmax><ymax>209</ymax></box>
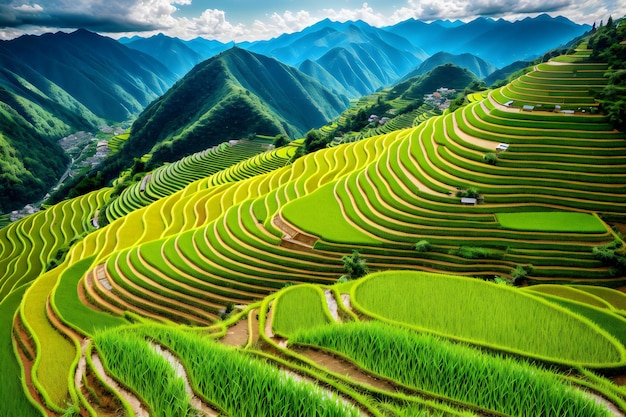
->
<box><xmin>0</xmin><ymin>29</ymin><xmax>179</xmax><ymax>213</ymax></box>
<box><xmin>0</xmin><ymin>37</ymin><xmax>626</xmax><ymax>416</ymax></box>
<box><xmin>127</xmin><ymin>47</ymin><xmax>349</xmax><ymax>168</ymax></box>
<box><xmin>403</xmin><ymin>51</ymin><xmax>497</xmax><ymax>80</ymax></box>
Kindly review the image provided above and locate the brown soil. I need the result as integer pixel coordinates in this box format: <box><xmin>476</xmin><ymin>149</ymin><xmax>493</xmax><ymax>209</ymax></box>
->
<box><xmin>90</xmin><ymin>352</ymin><xmax>149</xmax><ymax>417</ymax></box>
<box><xmin>12</xmin><ymin>315</ymin><xmax>55</xmax><ymax>416</ymax></box>
<box><xmin>220</xmin><ymin>318</ymin><xmax>249</xmax><ymax>347</ymax></box>
<box><xmin>291</xmin><ymin>346</ymin><xmax>396</xmax><ymax>392</ymax></box>
<box><xmin>76</xmin><ymin>339</ymin><xmax>122</xmax><ymax>417</ymax></box>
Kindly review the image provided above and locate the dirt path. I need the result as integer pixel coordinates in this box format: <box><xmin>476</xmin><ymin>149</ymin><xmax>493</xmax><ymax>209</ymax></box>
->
<box><xmin>587</xmin><ymin>392</ymin><xmax>625</xmax><ymax>417</ymax></box>
<box><xmin>220</xmin><ymin>317</ymin><xmax>250</xmax><ymax>347</ymax></box>
<box><xmin>324</xmin><ymin>290</ymin><xmax>340</xmax><ymax>321</ymax></box>
<box><xmin>90</xmin><ymin>350</ymin><xmax>149</xmax><ymax>417</ymax></box>
<box><xmin>292</xmin><ymin>346</ymin><xmax>396</xmax><ymax>392</ymax></box>
<box><xmin>151</xmin><ymin>343</ymin><xmax>220</xmax><ymax>417</ymax></box>
<box><xmin>452</xmin><ymin>110</ymin><xmax>501</xmax><ymax>150</ymax></box>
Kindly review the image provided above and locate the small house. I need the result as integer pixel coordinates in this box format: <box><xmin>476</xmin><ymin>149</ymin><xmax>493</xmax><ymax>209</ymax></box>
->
<box><xmin>522</xmin><ymin>105</ymin><xmax>534</xmax><ymax>112</ymax></box>
<box><xmin>496</xmin><ymin>143</ymin><xmax>509</xmax><ymax>152</ymax></box>
<box><xmin>461</xmin><ymin>197</ymin><xmax>477</xmax><ymax>205</ymax></box>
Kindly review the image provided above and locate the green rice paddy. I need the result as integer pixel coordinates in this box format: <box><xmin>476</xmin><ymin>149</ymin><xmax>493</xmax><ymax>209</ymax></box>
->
<box><xmin>1</xmin><ymin>46</ymin><xmax>625</xmax><ymax>416</ymax></box>
<box><xmin>496</xmin><ymin>212</ymin><xmax>607</xmax><ymax>233</ymax></box>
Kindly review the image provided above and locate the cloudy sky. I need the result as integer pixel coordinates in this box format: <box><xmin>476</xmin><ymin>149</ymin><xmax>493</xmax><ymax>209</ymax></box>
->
<box><xmin>0</xmin><ymin>0</ymin><xmax>623</xmax><ymax>41</ymax></box>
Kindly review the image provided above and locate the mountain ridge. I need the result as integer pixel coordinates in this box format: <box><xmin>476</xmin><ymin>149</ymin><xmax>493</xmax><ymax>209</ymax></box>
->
<box><xmin>127</xmin><ymin>47</ymin><xmax>349</xmax><ymax>167</ymax></box>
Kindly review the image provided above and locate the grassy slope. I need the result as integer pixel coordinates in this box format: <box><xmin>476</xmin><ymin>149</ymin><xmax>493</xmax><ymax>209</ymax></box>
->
<box><xmin>0</xmin><ymin>46</ymin><xmax>625</xmax><ymax>415</ymax></box>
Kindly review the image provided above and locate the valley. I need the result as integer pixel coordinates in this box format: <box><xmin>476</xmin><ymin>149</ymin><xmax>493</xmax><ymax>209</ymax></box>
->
<box><xmin>0</xmin><ymin>11</ymin><xmax>624</xmax><ymax>417</ymax></box>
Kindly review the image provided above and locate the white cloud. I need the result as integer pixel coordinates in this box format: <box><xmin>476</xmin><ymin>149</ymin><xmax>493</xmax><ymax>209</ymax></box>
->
<box><xmin>387</xmin><ymin>0</ymin><xmax>623</xmax><ymax>24</ymax></box>
<box><xmin>248</xmin><ymin>10</ymin><xmax>317</xmax><ymax>40</ymax></box>
<box><xmin>2</xmin><ymin>0</ymin><xmax>623</xmax><ymax>41</ymax></box>
<box><xmin>13</xmin><ymin>3</ymin><xmax>44</xmax><ymax>13</ymax></box>
<box><xmin>323</xmin><ymin>2</ymin><xmax>389</xmax><ymax>26</ymax></box>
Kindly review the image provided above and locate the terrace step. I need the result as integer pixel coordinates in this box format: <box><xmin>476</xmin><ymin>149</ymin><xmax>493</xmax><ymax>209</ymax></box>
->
<box><xmin>272</xmin><ymin>214</ymin><xmax>317</xmax><ymax>248</ymax></box>
<box><xmin>12</xmin><ymin>314</ymin><xmax>54</xmax><ymax>416</ymax></box>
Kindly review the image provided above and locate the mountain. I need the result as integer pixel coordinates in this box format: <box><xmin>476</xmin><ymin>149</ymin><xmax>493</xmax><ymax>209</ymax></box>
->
<box><xmin>122</xmin><ymin>33</ymin><xmax>204</xmax><ymax>78</ymax></box>
<box><xmin>298</xmin><ymin>59</ymin><xmax>352</xmax><ymax>97</ymax></box>
<box><xmin>127</xmin><ymin>47</ymin><xmax>349</xmax><ymax>166</ymax></box>
<box><xmin>121</xmin><ymin>34</ymin><xmax>231</xmax><ymax>77</ymax></box>
<box><xmin>402</xmin><ymin>52</ymin><xmax>497</xmax><ymax>80</ymax></box>
<box><xmin>484</xmin><ymin>60</ymin><xmax>533</xmax><ymax>85</ymax></box>
<box><xmin>241</xmin><ymin>20</ymin><xmax>427</xmax><ymax>97</ymax></box>
<box><xmin>384</xmin><ymin>14</ymin><xmax>591</xmax><ymax>67</ymax></box>
<box><xmin>182</xmin><ymin>38</ymin><xmax>232</xmax><ymax>59</ymax></box>
<box><xmin>310</xmin><ymin>41</ymin><xmax>418</xmax><ymax>97</ymax></box>
<box><xmin>0</xmin><ymin>29</ymin><xmax>179</xmax><ymax>212</ymax></box>
<box><xmin>243</xmin><ymin>18</ymin><xmax>416</xmax><ymax>65</ymax></box>
<box><xmin>0</xmin><ymin>29</ymin><xmax>178</xmax><ymax>121</ymax></box>
<box><xmin>390</xmin><ymin>63</ymin><xmax>481</xmax><ymax>101</ymax></box>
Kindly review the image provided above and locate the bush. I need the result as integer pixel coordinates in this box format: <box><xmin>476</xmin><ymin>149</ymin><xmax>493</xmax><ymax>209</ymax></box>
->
<box><xmin>273</xmin><ymin>134</ymin><xmax>290</xmax><ymax>147</ymax></box>
<box><xmin>342</xmin><ymin>250</ymin><xmax>369</xmax><ymax>280</ymax></box>
<box><xmin>510</xmin><ymin>264</ymin><xmax>533</xmax><ymax>284</ymax></box>
<box><xmin>448</xmin><ymin>246</ymin><xmax>502</xmax><ymax>259</ymax></box>
<box><xmin>415</xmin><ymin>240</ymin><xmax>431</xmax><ymax>253</ymax></box>
<box><xmin>484</xmin><ymin>152</ymin><xmax>498</xmax><ymax>165</ymax></box>
<box><xmin>455</xmin><ymin>187</ymin><xmax>480</xmax><ymax>199</ymax></box>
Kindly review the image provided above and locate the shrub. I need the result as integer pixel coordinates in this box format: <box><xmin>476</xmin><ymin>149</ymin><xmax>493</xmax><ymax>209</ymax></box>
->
<box><xmin>484</xmin><ymin>152</ymin><xmax>498</xmax><ymax>165</ymax></box>
<box><xmin>455</xmin><ymin>187</ymin><xmax>481</xmax><ymax>199</ymax></box>
<box><xmin>342</xmin><ymin>250</ymin><xmax>369</xmax><ymax>280</ymax></box>
<box><xmin>273</xmin><ymin>134</ymin><xmax>290</xmax><ymax>147</ymax></box>
<box><xmin>448</xmin><ymin>246</ymin><xmax>502</xmax><ymax>259</ymax></box>
<box><xmin>415</xmin><ymin>240</ymin><xmax>431</xmax><ymax>253</ymax></box>
<box><xmin>511</xmin><ymin>264</ymin><xmax>534</xmax><ymax>284</ymax></box>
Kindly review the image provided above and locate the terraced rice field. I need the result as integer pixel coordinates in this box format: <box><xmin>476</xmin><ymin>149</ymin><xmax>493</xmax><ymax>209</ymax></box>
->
<box><xmin>1</xmin><ymin>50</ymin><xmax>626</xmax><ymax>416</ymax></box>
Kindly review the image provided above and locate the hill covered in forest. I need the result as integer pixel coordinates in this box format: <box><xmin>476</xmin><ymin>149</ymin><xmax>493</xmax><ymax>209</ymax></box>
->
<box><xmin>0</xmin><ymin>24</ymin><xmax>625</xmax><ymax>415</ymax></box>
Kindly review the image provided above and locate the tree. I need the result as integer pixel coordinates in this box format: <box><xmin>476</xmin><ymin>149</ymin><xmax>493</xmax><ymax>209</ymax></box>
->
<box><xmin>415</xmin><ymin>240</ymin><xmax>431</xmax><ymax>253</ymax></box>
<box><xmin>510</xmin><ymin>264</ymin><xmax>533</xmax><ymax>285</ymax></box>
<box><xmin>484</xmin><ymin>152</ymin><xmax>498</xmax><ymax>165</ymax></box>
<box><xmin>342</xmin><ymin>250</ymin><xmax>369</xmax><ymax>280</ymax></box>
<box><xmin>303</xmin><ymin>129</ymin><xmax>330</xmax><ymax>153</ymax></box>
<box><xmin>273</xmin><ymin>134</ymin><xmax>289</xmax><ymax>147</ymax></box>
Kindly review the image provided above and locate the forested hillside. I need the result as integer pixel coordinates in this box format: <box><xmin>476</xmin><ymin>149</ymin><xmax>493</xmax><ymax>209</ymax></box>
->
<box><xmin>0</xmin><ymin>29</ymin><xmax>178</xmax><ymax>212</ymax></box>
<box><xmin>0</xmin><ymin>32</ymin><xmax>625</xmax><ymax>415</ymax></box>
<box><xmin>90</xmin><ymin>47</ymin><xmax>349</xmax><ymax>186</ymax></box>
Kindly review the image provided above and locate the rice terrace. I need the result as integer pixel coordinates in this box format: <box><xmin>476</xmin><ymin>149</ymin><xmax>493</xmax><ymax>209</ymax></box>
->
<box><xmin>1</xmin><ymin>8</ymin><xmax>626</xmax><ymax>417</ymax></box>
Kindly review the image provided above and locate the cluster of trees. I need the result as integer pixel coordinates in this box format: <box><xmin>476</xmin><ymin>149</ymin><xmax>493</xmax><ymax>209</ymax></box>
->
<box><xmin>589</xmin><ymin>16</ymin><xmax>626</xmax><ymax>131</ymax></box>
<box><xmin>593</xmin><ymin>239</ymin><xmax>626</xmax><ymax>276</ymax></box>
<box><xmin>339</xmin><ymin>250</ymin><xmax>369</xmax><ymax>282</ymax></box>
<box><xmin>455</xmin><ymin>187</ymin><xmax>481</xmax><ymax>199</ymax></box>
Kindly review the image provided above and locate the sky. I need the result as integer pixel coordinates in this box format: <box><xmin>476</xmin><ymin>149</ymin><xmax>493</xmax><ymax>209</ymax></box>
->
<box><xmin>0</xmin><ymin>0</ymin><xmax>623</xmax><ymax>41</ymax></box>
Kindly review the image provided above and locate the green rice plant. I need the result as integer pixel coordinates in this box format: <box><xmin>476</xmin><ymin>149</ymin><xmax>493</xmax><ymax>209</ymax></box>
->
<box><xmin>138</xmin><ymin>325</ymin><xmax>363</xmax><ymax>417</ymax></box>
<box><xmin>350</xmin><ymin>271</ymin><xmax>625</xmax><ymax>367</ymax></box>
<box><xmin>0</xmin><ymin>286</ymin><xmax>43</xmax><ymax>417</ymax></box>
<box><xmin>51</xmin><ymin>256</ymin><xmax>128</xmax><ymax>335</ymax></box>
<box><xmin>272</xmin><ymin>285</ymin><xmax>333</xmax><ymax>337</ymax></box>
<box><xmin>496</xmin><ymin>212</ymin><xmax>607</xmax><ymax>233</ymax></box>
<box><xmin>282</xmin><ymin>181</ymin><xmax>381</xmax><ymax>245</ymax></box>
<box><xmin>21</xmin><ymin>266</ymin><xmax>77</xmax><ymax>409</ymax></box>
<box><xmin>525</xmin><ymin>292</ymin><xmax>626</xmax><ymax>348</ymax></box>
<box><xmin>291</xmin><ymin>321</ymin><xmax>612</xmax><ymax>417</ymax></box>
<box><xmin>447</xmin><ymin>246</ymin><xmax>503</xmax><ymax>259</ymax></box>
<box><xmin>523</xmin><ymin>285</ymin><xmax>612</xmax><ymax>309</ymax></box>
<box><xmin>573</xmin><ymin>285</ymin><xmax>626</xmax><ymax>310</ymax></box>
<box><xmin>93</xmin><ymin>328</ymin><xmax>195</xmax><ymax>417</ymax></box>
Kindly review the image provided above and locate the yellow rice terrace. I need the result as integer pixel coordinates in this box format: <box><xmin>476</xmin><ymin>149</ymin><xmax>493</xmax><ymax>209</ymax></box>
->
<box><xmin>1</xmin><ymin>32</ymin><xmax>625</xmax><ymax>417</ymax></box>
